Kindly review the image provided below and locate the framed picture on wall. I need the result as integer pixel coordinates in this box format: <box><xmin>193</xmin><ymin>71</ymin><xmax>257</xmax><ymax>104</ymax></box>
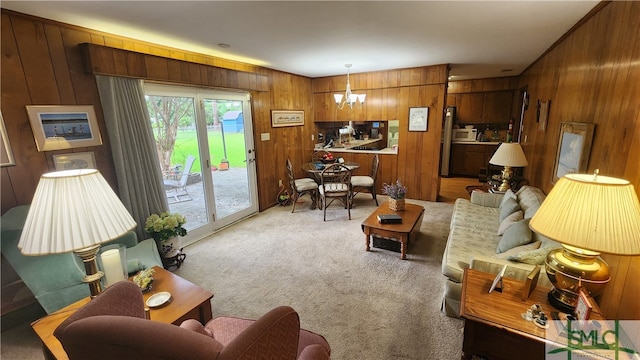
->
<box><xmin>1</xmin><ymin>112</ymin><xmax>16</xmax><ymax>167</ymax></box>
<box><xmin>552</xmin><ymin>122</ymin><xmax>595</xmax><ymax>183</ymax></box>
<box><xmin>538</xmin><ymin>100</ymin><xmax>550</xmax><ymax>133</ymax></box>
<box><xmin>408</xmin><ymin>107</ymin><xmax>428</xmax><ymax>131</ymax></box>
<box><xmin>26</xmin><ymin>105</ymin><xmax>103</xmax><ymax>151</ymax></box>
<box><xmin>271</xmin><ymin>110</ymin><xmax>304</xmax><ymax>127</ymax></box>
<box><xmin>52</xmin><ymin>152</ymin><xmax>96</xmax><ymax>171</ymax></box>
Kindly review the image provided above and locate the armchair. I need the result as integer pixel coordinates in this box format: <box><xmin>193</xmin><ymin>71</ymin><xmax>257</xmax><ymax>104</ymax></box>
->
<box><xmin>54</xmin><ymin>281</ymin><xmax>331</xmax><ymax>360</ymax></box>
<box><xmin>0</xmin><ymin>205</ymin><xmax>163</xmax><ymax>314</ymax></box>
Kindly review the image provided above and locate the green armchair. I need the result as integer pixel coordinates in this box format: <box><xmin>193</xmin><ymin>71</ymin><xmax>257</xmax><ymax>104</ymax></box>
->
<box><xmin>1</xmin><ymin>205</ymin><xmax>163</xmax><ymax>314</ymax></box>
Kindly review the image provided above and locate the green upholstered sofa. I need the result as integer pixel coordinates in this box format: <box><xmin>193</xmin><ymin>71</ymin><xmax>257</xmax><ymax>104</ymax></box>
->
<box><xmin>1</xmin><ymin>205</ymin><xmax>163</xmax><ymax>314</ymax></box>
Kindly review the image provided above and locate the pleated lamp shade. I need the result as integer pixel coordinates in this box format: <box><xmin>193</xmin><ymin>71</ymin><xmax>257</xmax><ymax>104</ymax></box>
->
<box><xmin>18</xmin><ymin>169</ymin><xmax>136</xmax><ymax>255</ymax></box>
<box><xmin>489</xmin><ymin>143</ymin><xmax>529</xmax><ymax>167</ymax></box>
<box><xmin>529</xmin><ymin>173</ymin><xmax>640</xmax><ymax>255</ymax></box>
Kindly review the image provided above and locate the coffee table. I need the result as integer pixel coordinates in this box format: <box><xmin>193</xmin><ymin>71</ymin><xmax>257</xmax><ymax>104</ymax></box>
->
<box><xmin>361</xmin><ymin>202</ymin><xmax>425</xmax><ymax>259</ymax></box>
<box><xmin>31</xmin><ymin>266</ymin><xmax>213</xmax><ymax>360</ymax></box>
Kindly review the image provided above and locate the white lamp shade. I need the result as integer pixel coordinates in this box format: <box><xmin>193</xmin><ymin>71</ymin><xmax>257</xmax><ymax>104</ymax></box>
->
<box><xmin>357</xmin><ymin>94</ymin><xmax>366</xmax><ymax>103</ymax></box>
<box><xmin>529</xmin><ymin>173</ymin><xmax>640</xmax><ymax>255</ymax></box>
<box><xmin>18</xmin><ymin>169</ymin><xmax>137</xmax><ymax>255</ymax></box>
<box><xmin>489</xmin><ymin>143</ymin><xmax>528</xmax><ymax>167</ymax></box>
<box><xmin>334</xmin><ymin>94</ymin><xmax>343</xmax><ymax>104</ymax></box>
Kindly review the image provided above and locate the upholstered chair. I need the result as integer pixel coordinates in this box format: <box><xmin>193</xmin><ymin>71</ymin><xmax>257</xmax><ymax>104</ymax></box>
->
<box><xmin>54</xmin><ymin>281</ymin><xmax>330</xmax><ymax>360</ymax></box>
<box><xmin>350</xmin><ymin>154</ymin><xmax>379</xmax><ymax>206</ymax></box>
<box><xmin>286</xmin><ymin>158</ymin><xmax>318</xmax><ymax>213</ymax></box>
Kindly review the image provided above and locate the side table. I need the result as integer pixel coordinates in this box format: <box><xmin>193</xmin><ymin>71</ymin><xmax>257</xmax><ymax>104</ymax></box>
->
<box><xmin>460</xmin><ymin>268</ymin><xmax>604</xmax><ymax>360</ymax></box>
<box><xmin>31</xmin><ymin>266</ymin><xmax>212</xmax><ymax>360</ymax></box>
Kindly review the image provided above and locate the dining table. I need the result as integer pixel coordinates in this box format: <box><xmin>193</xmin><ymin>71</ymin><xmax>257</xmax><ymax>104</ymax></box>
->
<box><xmin>301</xmin><ymin>161</ymin><xmax>360</xmax><ymax>210</ymax></box>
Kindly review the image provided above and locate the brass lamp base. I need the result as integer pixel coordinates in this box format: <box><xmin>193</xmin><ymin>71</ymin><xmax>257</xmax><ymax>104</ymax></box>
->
<box><xmin>497</xmin><ymin>166</ymin><xmax>514</xmax><ymax>192</ymax></box>
<box><xmin>545</xmin><ymin>245</ymin><xmax>610</xmax><ymax>312</ymax></box>
<box><xmin>73</xmin><ymin>244</ymin><xmax>104</xmax><ymax>298</ymax></box>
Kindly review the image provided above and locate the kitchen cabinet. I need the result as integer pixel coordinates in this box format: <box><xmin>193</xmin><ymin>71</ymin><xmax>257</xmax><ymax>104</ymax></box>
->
<box><xmin>450</xmin><ymin>143</ymin><xmax>499</xmax><ymax>177</ymax></box>
<box><xmin>448</xmin><ymin>91</ymin><xmax>514</xmax><ymax>125</ymax></box>
<box><xmin>456</xmin><ymin>93</ymin><xmax>485</xmax><ymax>123</ymax></box>
<box><xmin>482</xmin><ymin>91</ymin><xmax>513</xmax><ymax>123</ymax></box>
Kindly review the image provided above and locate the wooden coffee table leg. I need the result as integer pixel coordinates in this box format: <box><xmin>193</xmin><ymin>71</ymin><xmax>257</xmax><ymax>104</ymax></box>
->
<box><xmin>364</xmin><ymin>228</ymin><xmax>371</xmax><ymax>251</ymax></box>
<box><xmin>400</xmin><ymin>235</ymin><xmax>408</xmax><ymax>260</ymax></box>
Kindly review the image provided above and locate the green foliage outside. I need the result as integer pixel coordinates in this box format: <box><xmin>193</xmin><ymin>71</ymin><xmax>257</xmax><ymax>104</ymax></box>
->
<box><xmin>170</xmin><ymin>129</ymin><xmax>247</xmax><ymax>173</ymax></box>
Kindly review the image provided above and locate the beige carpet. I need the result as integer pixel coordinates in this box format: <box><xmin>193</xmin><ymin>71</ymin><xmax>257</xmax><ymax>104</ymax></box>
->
<box><xmin>0</xmin><ymin>196</ymin><xmax>463</xmax><ymax>359</ymax></box>
<box><xmin>174</xmin><ymin>196</ymin><xmax>463</xmax><ymax>359</ymax></box>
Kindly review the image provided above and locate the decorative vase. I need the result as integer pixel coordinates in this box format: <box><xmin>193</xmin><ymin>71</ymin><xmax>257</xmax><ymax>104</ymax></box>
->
<box><xmin>159</xmin><ymin>237</ymin><xmax>180</xmax><ymax>258</ymax></box>
<box><xmin>388</xmin><ymin>198</ymin><xmax>405</xmax><ymax>211</ymax></box>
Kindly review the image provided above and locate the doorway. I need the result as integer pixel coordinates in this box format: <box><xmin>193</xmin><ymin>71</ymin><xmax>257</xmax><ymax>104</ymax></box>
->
<box><xmin>144</xmin><ymin>83</ymin><xmax>258</xmax><ymax>246</ymax></box>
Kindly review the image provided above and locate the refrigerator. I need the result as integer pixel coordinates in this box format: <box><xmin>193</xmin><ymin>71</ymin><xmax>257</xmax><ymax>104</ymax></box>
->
<box><xmin>441</xmin><ymin>106</ymin><xmax>455</xmax><ymax>176</ymax></box>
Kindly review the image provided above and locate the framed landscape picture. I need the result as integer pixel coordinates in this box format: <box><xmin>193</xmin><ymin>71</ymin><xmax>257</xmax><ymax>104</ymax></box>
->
<box><xmin>271</xmin><ymin>110</ymin><xmax>304</xmax><ymax>127</ymax></box>
<box><xmin>552</xmin><ymin>122</ymin><xmax>595</xmax><ymax>183</ymax></box>
<box><xmin>52</xmin><ymin>152</ymin><xmax>96</xmax><ymax>171</ymax></box>
<box><xmin>26</xmin><ymin>105</ymin><xmax>103</xmax><ymax>151</ymax></box>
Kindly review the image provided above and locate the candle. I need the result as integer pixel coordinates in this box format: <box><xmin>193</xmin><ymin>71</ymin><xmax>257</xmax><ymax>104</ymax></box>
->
<box><xmin>101</xmin><ymin>248</ymin><xmax>124</xmax><ymax>287</ymax></box>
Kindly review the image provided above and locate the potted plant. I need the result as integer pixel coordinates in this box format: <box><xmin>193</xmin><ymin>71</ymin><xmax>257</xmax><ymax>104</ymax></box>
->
<box><xmin>144</xmin><ymin>212</ymin><xmax>187</xmax><ymax>258</ymax></box>
<box><xmin>382</xmin><ymin>180</ymin><xmax>407</xmax><ymax>211</ymax></box>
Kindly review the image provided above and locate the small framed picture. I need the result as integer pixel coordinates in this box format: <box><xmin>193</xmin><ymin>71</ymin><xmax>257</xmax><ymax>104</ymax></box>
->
<box><xmin>52</xmin><ymin>152</ymin><xmax>96</xmax><ymax>171</ymax></box>
<box><xmin>408</xmin><ymin>107</ymin><xmax>428</xmax><ymax>132</ymax></box>
<box><xmin>489</xmin><ymin>265</ymin><xmax>507</xmax><ymax>293</ymax></box>
<box><xmin>574</xmin><ymin>289</ymin><xmax>594</xmax><ymax>321</ymax></box>
<box><xmin>26</xmin><ymin>105</ymin><xmax>103</xmax><ymax>151</ymax></box>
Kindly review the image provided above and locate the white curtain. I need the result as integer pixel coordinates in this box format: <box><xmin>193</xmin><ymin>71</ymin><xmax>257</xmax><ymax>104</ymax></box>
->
<box><xmin>96</xmin><ymin>75</ymin><xmax>168</xmax><ymax>239</ymax></box>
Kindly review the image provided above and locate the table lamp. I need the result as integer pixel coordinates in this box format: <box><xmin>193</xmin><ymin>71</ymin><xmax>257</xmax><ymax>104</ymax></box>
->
<box><xmin>489</xmin><ymin>143</ymin><xmax>528</xmax><ymax>192</ymax></box>
<box><xmin>18</xmin><ymin>169</ymin><xmax>136</xmax><ymax>298</ymax></box>
<box><xmin>529</xmin><ymin>171</ymin><xmax>640</xmax><ymax>312</ymax></box>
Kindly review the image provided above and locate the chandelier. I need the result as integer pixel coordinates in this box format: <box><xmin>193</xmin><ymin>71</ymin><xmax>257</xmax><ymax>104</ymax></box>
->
<box><xmin>334</xmin><ymin>64</ymin><xmax>366</xmax><ymax>109</ymax></box>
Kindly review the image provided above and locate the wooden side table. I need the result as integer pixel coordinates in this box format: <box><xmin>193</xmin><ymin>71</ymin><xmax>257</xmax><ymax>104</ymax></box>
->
<box><xmin>460</xmin><ymin>268</ymin><xmax>603</xmax><ymax>360</ymax></box>
<box><xmin>31</xmin><ymin>266</ymin><xmax>213</xmax><ymax>360</ymax></box>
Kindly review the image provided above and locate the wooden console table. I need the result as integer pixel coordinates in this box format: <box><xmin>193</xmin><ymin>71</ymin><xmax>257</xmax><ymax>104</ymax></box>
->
<box><xmin>31</xmin><ymin>266</ymin><xmax>213</xmax><ymax>360</ymax></box>
<box><xmin>460</xmin><ymin>268</ymin><xmax>604</xmax><ymax>360</ymax></box>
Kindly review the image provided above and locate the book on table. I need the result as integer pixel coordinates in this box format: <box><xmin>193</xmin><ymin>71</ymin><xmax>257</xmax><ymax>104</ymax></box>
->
<box><xmin>377</xmin><ymin>214</ymin><xmax>402</xmax><ymax>224</ymax></box>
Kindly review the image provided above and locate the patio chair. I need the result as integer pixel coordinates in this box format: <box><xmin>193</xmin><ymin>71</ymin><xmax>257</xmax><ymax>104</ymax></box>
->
<box><xmin>351</xmin><ymin>154</ymin><xmax>379</xmax><ymax>206</ymax></box>
<box><xmin>164</xmin><ymin>155</ymin><xmax>196</xmax><ymax>203</ymax></box>
<box><xmin>318</xmin><ymin>163</ymin><xmax>352</xmax><ymax>221</ymax></box>
<box><xmin>286</xmin><ymin>158</ymin><xmax>318</xmax><ymax>213</ymax></box>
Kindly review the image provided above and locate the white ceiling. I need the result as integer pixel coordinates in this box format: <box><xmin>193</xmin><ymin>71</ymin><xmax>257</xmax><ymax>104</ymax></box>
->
<box><xmin>2</xmin><ymin>1</ymin><xmax>599</xmax><ymax>80</ymax></box>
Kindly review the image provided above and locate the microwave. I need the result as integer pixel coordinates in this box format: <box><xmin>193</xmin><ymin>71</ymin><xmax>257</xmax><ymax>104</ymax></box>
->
<box><xmin>452</xmin><ymin>128</ymin><xmax>477</xmax><ymax>142</ymax></box>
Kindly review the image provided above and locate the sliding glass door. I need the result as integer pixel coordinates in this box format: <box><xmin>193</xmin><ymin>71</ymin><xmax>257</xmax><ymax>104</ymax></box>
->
<box><xmin>144</xmin><ymin>83</ymin><xmax>258</xmax><ymax>246</ymax></box>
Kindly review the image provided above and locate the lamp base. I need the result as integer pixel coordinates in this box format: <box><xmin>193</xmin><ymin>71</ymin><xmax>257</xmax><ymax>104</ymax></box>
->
<box><xmin>545</xmin><ymin>245</ymin><xmax>610</xmax><ymax>313</ymax></box>
<box><xmin>497</xmin><ymin>166</ymin><xmax>513</xmax><ymax>192</ymax></box>
<box><xmin>547</xmin><ymin>289</ymin><xmax>579</xmax><ymax>313</ymax></box>
<box><xmin>74</xmin><ymin>244</ymin><xmax>104</xmax><ymax>298</ymax></box>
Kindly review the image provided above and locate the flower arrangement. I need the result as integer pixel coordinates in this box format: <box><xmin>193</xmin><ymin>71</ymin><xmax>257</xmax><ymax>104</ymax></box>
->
<box><xmin>382</xmin><ymin>180</ymin><xmax>407</xmax><ymax>199</ymax></box>
<box><xmin>133</xmin><ymin>268</ymin><xmax>155</xmax><ymax>291</ymax></box>
<box><xmin>144</xmin><ymin>212</ymin><xmax>187</xmax><ymax>242</ymax></box>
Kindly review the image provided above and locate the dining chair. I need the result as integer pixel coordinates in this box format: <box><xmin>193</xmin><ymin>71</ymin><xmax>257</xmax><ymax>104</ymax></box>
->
<box><xmin>350</xmin><ymin>154</ymin><xmax>379</xmax><ymax>206</ymax></box>
<box><xmin>318</xmin><ymin>163</ymin><xmax>352</xmax><ymax>221</ymax></box>
<box><xmin>286</xmin><ymin>158</ymin><xmax>318</xmax><ymax>213</ymax></box>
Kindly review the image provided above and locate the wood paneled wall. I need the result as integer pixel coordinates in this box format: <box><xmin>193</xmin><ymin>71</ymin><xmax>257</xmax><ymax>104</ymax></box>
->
<box><xmin>0</xmin><ymin>9</ymin><xmax>313</xmax><ymax>214</ymax></box>
<box><xmin>517</xmin><ymin>1</ymin><xmax>640</xmax><ymax>319</ymax></box>
<box><xmin>312</xmin><ymin>66</ymin><xmax>448</xmax><ymax>201</ymax></box>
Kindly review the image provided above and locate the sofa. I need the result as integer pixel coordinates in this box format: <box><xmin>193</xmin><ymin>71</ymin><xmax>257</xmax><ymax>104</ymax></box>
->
<box><xmin>54</xmin><ymin>281</ymin><xmax>331</xmax><ymax>360</ymax></box>
<box><xmin>1</xmin><ymin>205</ymin><xmax>163</xmax><ymax>314</ymax></box>
<box><xmin>441</xmin><ymin>186</ymin><xmax>561</xmax><ymax>317</ymax></box>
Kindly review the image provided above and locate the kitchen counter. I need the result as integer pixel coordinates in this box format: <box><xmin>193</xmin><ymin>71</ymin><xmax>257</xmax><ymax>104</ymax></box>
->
<box><xmin>452</xmin><ymin>141</ymin><xmax>502</xmax><ymax>145</ymax></box>
<box><xmin>321</xmin><ymin>138</ymin><xmax>397</xmax><ymax>154</ymax></box>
